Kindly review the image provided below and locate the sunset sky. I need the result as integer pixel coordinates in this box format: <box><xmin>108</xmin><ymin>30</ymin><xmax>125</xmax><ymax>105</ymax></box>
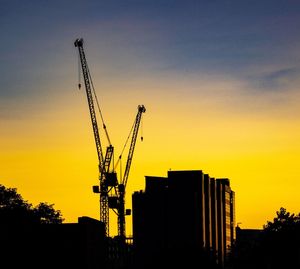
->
<box><xmin>1</xmin><ymin>0</ymin><xmax>300</xmax><ymax>236</ymax></box>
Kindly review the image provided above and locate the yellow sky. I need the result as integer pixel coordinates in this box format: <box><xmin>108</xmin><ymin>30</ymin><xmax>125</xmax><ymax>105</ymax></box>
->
<box><xmin>1</xmin><ymin>73</ymin><xmax>300</xmax><ymax>236</ymax></box>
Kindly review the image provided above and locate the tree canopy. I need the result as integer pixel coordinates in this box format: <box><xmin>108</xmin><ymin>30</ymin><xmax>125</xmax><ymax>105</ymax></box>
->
<box><xmin>263</xmin><ymin>207</ymin><xmax>300</xmax><ymax>232</ymax></box>
<box><xmin>0</xmin><ymin>184</ymin><xmax>64</xmax><ymax>224</ymax></box>
<box><xmin>231</xmin><ymin>207</ymin><xmax>300</xmax><ymax>269</ymax></box>
<box><xmin>259</xmin><ymin>207</ymin><xmax>300</xmax><ymax>268</ymax></box>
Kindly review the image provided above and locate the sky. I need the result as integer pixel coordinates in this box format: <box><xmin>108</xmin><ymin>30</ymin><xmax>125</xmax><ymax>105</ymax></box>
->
<box><xmin>1</xmin><ymin>0</ymin><xmax>300</xmax><ymax>235</ymax></box>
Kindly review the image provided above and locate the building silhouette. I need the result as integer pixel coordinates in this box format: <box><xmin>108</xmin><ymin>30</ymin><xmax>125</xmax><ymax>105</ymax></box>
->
<box><xmin>0</xmin><ymin>216</ymin><xmax>107</xmax><ymax>269</ymax></box>
<box><xmin>132</xmin><ymin>170</ymin><xmax>235</xmax><ymax>268</ymax></box>
<box><xmin>0</xmin><ymin>170</ymin><xmax>235</xmax><ymax>269</ymax></box>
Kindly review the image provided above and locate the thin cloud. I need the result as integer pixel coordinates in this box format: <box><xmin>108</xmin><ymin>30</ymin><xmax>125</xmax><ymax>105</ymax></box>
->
<box><xmin>246</xmin><ymin>67</ymin><xmax>300</xmax><ymax>93</ymax></box>
<box><xmin>258</xmin><ymin>68</ymin><xmax>299</xmax><ymax>90</ymax></box>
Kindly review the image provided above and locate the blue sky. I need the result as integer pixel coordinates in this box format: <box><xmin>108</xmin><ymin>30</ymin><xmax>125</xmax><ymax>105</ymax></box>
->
<box><xmin>2</xmin><ymin>0</ymin><xmax>300</xmax><ymax>103</ymax></box>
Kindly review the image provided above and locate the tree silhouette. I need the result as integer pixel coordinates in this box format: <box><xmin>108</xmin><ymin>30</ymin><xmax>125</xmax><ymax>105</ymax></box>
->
<box><xmin>263</xmin><ymin>207</ymin><xmax>300</xmax><ymax>232</ymax></box>
<box><xmin>0</xmin><ymin>184</ymin><xmax>64</xmax><ymax>224</ymax></box>
<box><xmin>259</xmin><ymin>207</ymin><xmax>300</xmax><ymax>268</ymax></box>
<box><xmin>231</xmin><ymin>207</ymin><xmax>300</xmax><ymax>269</ymax></box>
<box><xmin>33</xmin><ymin>202</ymin><xmax>63</xmax><ymax>224</ymax></box>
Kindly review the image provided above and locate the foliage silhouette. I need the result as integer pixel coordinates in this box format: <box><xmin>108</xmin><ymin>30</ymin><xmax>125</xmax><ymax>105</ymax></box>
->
<box><xmin>230</xmin><ymin>207</ymin><xmax>300</xmax><ymax>269</ymax></box>
<box><xmin>0</xmin><ymin>184</ymin><xmax>64</xmax><ymax>224</ymax></box>
<box><xmin>263</xmin><ymin>207</ymin><xmax>300</xmax><ymax>232</ymax></box>
<box><xmin>259</xmin><ymin>207</ymin><xmax>300</xmax><ymax>268</ymax></box>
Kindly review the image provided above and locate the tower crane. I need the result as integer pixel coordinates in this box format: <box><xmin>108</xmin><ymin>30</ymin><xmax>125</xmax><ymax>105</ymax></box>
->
<box><xmin>114</xmin><ymin>104</ymin><xmax>146</xmax><ymax>239</ymax></box>
<box><xmin>74</xmin><ymin>38</ymin><xmax>146</xmax><ymax>240</ymax></box>
<box><xmin>74</xmin><ymin>38</ymin><xmax>113</xmax><ymax>236</ymax></box>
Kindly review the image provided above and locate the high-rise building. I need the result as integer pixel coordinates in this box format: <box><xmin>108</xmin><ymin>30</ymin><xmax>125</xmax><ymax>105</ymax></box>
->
<box><xmin>132</xmin><ymin>170</ymin><xmax>235</xmax><ymax>268</ymax></box>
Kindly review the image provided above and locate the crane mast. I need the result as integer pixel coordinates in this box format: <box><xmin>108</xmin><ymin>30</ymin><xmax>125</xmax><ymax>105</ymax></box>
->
<box><xmin>74</xmin><ymin>38</ymin><xmax>112</xmax><ymax>236</ymax></box>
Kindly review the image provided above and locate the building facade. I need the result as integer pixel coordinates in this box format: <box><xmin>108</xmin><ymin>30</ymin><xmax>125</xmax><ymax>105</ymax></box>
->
<box><xmin>132</xmin><ymin>170</ymin><xmax>235</xmax><ymax>268</ymax></box>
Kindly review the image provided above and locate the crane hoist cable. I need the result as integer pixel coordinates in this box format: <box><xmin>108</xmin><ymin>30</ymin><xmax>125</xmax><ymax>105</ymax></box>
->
<box><xmin>77</xmin><ymin>50</ymin><xmax>112</xmax><ymax>147</ymax></box>
<box><xmin>114</xmin><ymin>108</ymin><xmax>145</xmax><ymax>180</ymax></box>
<box><xmin>90</xmin><ymin>73</ymin><xmax>112</xmax><ymax>148</ymax></box>
<box><xmin>78</xmin><ymin>54</ymin><xmax>82</xmax><ymax>89</ymax></box>
<box><xmin>114</xmin><ymin>119</ymin><xmax>135</xmax><ymax>178</ymax></box>
<box><xmin>140</xmin><ymin>114</ymin><xmax>144</xmax><ymax>142</ymax></box>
